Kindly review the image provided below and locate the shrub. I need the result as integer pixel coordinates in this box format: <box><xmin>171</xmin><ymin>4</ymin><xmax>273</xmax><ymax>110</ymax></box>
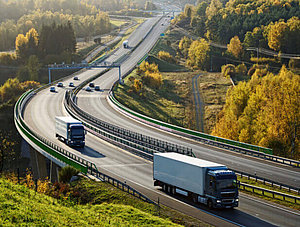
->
<box><xmin>157</xmin><ymin>51</ymin><xmax>176</xmax><ymax>64</ymax></box>
<box><xmin>132</xmin><ymin>79</ymin><xmax>143</xmax><ymax>94</ymax></box>
<box><xmin>221</xmin><ymin>64</ymin><xmax>236</xmax><ymax>78</ymax></box>
<box><xmin>0</xmin><ymin>53</ymin><xmax>16</xmax><ymax>65</ymax></box>
<box><xmin>58</xmin><ymin>166</ymin><xmax>79</xmax><ymax>183</ymax></box>
<box><xmin>142</xmin><ymin>72</ymin><xmax>162</xmax><ymax>89</ymax></box>
<box><xmin>236</xmin><ymin>63</ymin><xmax>247</xmax><ymax>75</ymax></box>
<box><xmin>138</xmin><ymin>61</ymin><xmax>159</xmax><ymax>74</ymax></box>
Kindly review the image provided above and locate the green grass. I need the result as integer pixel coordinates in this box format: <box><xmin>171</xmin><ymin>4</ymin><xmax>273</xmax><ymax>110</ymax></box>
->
<box><xmin>111</xmin><ymin>19</ymin><xmax>128</xmax><ymax>28</ymax></box>
<box><xmin>72</xmin><ymin>178</ymin><xmax>210</xmax><ymax>226</ymax></box>
<box><xmin>114</xmin><ymin>70</ymin><xmax>199</xmax><ymax>130</ymax></box>
<box><xmin>0</xmin><ymin>177</ymin><xmax>181</xmax><ymax>226</ymax></box>
<box><xmin>197</xmin><ymin>72</ymin><xmax>232</xmax><ymax>133</ymax></box>
<box><xmin>238</xmin><ymin>177</ymin><xmax>300</xmax><ymax>210</ymax></box>
<box><xmin>147</xmin><ymin>55</ymin><xmax>187</xmax><ymax>72</ymax></box>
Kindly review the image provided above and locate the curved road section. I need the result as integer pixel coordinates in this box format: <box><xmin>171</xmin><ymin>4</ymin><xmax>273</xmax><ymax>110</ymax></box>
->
<box><xmin>23</xmin><ymin>14</ymin><xmax>300</xmax><ymax>227</ymax></box>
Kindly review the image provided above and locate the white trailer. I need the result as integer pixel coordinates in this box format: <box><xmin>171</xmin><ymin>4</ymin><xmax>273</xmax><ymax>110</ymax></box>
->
<box><xmin>153</xmin><ymin>153</ymin><xmax>239</xmax><ymax>209</ymax></box>
<box><xmin>123</xmin><ymin>40</ymin><xmax>129</xmax><ymax>48</ymax></box>
<box><xmin>55</xmin><ymin>116</ymin><xmax>85</xmax><ymax>147</ymax></box>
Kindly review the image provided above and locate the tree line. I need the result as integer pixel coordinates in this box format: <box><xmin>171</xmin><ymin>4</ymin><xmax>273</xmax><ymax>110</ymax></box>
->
<box><xmin>212</xmin><ymin>66</ymin><xmax>299</xmax><ymax>159</ymax></box>
<box><xmin>179</xmin><ymin>0</ymin><xmax>300</xmax><ymax>54</ymax></box>
<box><xmin>0</xmin><ymin>10</ymin><xmax>111</xmax><ymax>51</ymax></box>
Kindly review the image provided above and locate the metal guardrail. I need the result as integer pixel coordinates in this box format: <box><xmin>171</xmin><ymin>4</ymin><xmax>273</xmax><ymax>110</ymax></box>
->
<box><xmin>65</xmin><ymin>91</ymin><xmax>194</xmax><ymax>158</ymax></box>
<box><xmin>239</xmin><ymin>182</ymin><xmax>300</xmax><ymax>204</ymax></box>
<box><xmin>15</xmin><ymin>89</ymin><xmax>157</xmax><ymax>206</ymax></box>
<box><xmin>234</xmin><ymin>170</ymin><xmax>300</xmax><ymax>195</ymax></box>
<box><xmin>108</xmin><ymin>93</ymin><xmax>300</xmax><ymax>168</ymax></box>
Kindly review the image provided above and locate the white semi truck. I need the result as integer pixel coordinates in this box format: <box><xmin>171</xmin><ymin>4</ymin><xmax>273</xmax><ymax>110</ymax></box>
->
<box><xmin>55</xmin><ymin>116</ymin><xmax>86</xmax><ymax>147</ymax></box>
<box><xmin>123</xmin><ymin>40</ymin><xmax>129</xmax><ymax>48</ymax></box>
<box><xmin>153</xmin><ymin>153</ymin><xmax>239</xmax><ymax>209</ymax></box>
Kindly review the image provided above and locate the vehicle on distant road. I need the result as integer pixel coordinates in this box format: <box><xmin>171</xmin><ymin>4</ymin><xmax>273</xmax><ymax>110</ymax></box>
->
<box><xmin>57</xmin><ymin>82</ymin><xmax>63</xmax><ymax>87</ymax></box>
<box><xmin>89</xmin><ymin>82</ymin><xmax>95</xmax><ymax>87</ymax></box>
<box><xmin>85</xmin><ymin>87</ymin><xmax>91</xmax><ymax>92</ymax></box>
<box><xmin>55</xmin><ymin>116</ymin><xmax>85</xmax><ymax>147</ymax></box>
<box><xmin>69</xmin><ymin>82</ymin><xmax>75</xmax><ymax>87</ymax></box>
<box><xmin>95</xmin><ymin>85</ymin><xmax>100</xmax><ymax>91</ymax></box>
<box><xmin>123</xmin><ymin>40</ymin><xmax>129</xmax><ymax>48</ymax></box>
<box><xmin>153</xmin><ymin>153</ymin><xmax>239</xmax><ymax>209</ymax></box>
<box><xmin>73</xmin><ymin>76</ymin><xmax>79</xmax><ymax>80</ymax></box>
<box><xmin>50</xmin><ymin>86</ymin><xmax>56</xmax><ymax>92</ymax></box>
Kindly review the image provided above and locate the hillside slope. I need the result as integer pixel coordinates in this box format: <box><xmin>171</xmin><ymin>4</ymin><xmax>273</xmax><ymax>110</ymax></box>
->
<box><xmin>0</xmin><ymin>178</ymin><xmax>179</xmax><ymax>226</ymax></box>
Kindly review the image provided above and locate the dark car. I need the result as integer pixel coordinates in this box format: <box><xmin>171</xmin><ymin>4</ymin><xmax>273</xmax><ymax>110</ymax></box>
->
<box><xmin>50</xmin><ymin>86</ymin><xmax>56</xmax><ymax>92</ymax></box>
<box><xmin>69</xmin><ymin>82</ymin><xmax>75</xmax><ymax>87</ymax></box>
<box><xmin>95</xmin><ymin>85</ymin><xmax>100</xmax><ymax>91</ymax></box>
<box><xmin>85</xmin><ymin>87</ymin><xmax>91</xmax><ymax>92</ymax></box>
<box><xmin>73</xmin><ymin>76</ymin><xmax>79</xmax><ymax>80</ymax></box>
<box><xmin>57</xmin><ymin>82</ymin><xmax>63</xmax><ymax>87</ymax></box>
<box><xmin>89</xmin><ymin>82</ymin><xmax>95</xmax><ymax>87</ymax></box>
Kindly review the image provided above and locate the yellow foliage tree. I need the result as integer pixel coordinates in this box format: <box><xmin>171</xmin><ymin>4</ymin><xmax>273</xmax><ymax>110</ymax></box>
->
<box><xmin>227</xmin><ymin>36</ymin><xmax>243</xmax><ymax>58</ymax></box>
<box><xmin>268</xmin><ymin>21</ymin><xmax>288</xmax><ymax>51</ymax></box>
<box><xmin>213</xmin><ymin>66</ymin><xmax>300</xmax><ymax>158</ymax></box>
<box><xmin>157</xmin><ymin>51</ymin><xmax>175</xmax><ymax>63</ymax></box>
<box><xmin>187</xmin><ymin>39</ymin><xmax>210</xmax><ymax>70</ymax></box>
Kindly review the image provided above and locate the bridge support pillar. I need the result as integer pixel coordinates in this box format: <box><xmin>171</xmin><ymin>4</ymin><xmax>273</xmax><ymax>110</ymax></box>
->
<box><xmin>29</xmin><ymin>147</ymin><xmax>48</xmax><ymax>180</ymax></box>
<box><xmin>50</xmin><ymin>161</ymin><xmax>60</xmax><ymax>182</ymax></box>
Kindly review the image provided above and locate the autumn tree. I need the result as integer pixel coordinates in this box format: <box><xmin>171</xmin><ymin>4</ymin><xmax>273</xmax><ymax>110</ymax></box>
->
<box><xmin>15</xmin><ymin>28</ymin><xmax>39</xmax><ymax>61</ymax></box>
<box><xmin>227</xmin><ymin>36</ymin><xmax>243</xmax><ymax>58</ymax></box>
<box><xmin>178</xmin><ymin>36</ymin><xmax>192</xmax><ymax>58</ymax></box>
<box><xmin>267</xmin><ymin>20</ymin><xmax>288</xmax><ymax>51</ymax></box>
<box><xmin>213</xmin><ymin>66</ymin><xmax>300</xmax><ymax>158</ymax></box>
<box><xmin>186</xmin><ymin>39</ymin><xmax>210</xmax><ymax>70</ymax></box>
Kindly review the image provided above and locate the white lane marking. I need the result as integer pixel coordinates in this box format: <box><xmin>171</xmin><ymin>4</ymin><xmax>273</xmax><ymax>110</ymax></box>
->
<box><xmin>99</xmin><ymin>163</ymin><xmax>150</xmax><ymax>168</ymax></box>
<box><xmin>240</xmin><ymin>194</ymin><xmax>300</xmax><ymax>216</ymax></box>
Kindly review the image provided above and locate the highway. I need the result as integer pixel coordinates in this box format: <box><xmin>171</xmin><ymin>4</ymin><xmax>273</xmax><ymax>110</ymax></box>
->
<box><xmin>23</xmin><ymin>11</ymin><xmax>300</xmax><ymax>227</ymax></box>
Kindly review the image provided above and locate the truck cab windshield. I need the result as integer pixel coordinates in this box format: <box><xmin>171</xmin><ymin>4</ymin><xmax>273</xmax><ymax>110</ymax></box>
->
<box><xmin>217</xmin><ymin>179</ymin><xmax>238</xmax><ymax>190</ymax></box>
<box><xmin>71</xmin><ymin>126</ymin><xmax>84</xmax><ymax>136</ymax></box>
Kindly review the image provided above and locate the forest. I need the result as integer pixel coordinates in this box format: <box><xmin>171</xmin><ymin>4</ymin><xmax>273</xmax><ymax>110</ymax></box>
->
<box><xmin>179</xmin><ymin>0</ymin><xmax>300</xmax><ymax>54</ymax></box>
<box><xmin>172</xmin><ymin>0</ymin><xmax>300</xmax><ymax>158</ymax></box>
<box><xmin>212</xmin><ymin>66</ymin><xmax>299</xmax><ymax>159</ymax></box>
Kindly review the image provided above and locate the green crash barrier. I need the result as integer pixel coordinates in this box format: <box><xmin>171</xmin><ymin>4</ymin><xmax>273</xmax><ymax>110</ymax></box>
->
<box><xmin>15</xmin><ymin>91</ymin><xmax>88</xmax><ymax>174</ymax></box>
<box><xmin>109</xmin><ymin>93</ymin><xmax>273</xmax><ymax>155</ymax></box>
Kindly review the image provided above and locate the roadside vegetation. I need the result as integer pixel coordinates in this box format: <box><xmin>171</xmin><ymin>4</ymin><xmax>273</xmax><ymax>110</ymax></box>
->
<box><xmin>0</xmin><ymin>168</ymin><xmax>210</xmax><ymax>226</ymax></box>
<box><xmin>237</xmin><ymin>176</ymin><xmax>300</xmax><ymax>210</ymax></box>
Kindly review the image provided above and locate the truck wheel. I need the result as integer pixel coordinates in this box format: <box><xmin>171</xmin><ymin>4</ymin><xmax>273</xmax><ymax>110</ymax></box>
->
<box><xmin>162</xmin><ymin>184</ymin><xmax>166</xmax><ymax>192</ymax></box>
<box><xmin>192</xmin><ymin>194</ymin><xmax>197</xmax><ymax>203</ymax></box>
<box><xmin>171</xmin><ymin>187</ymin><xmax>175</xmax><ymax>195</ymax></box>
<box><xmin>208</xmin><ymin>199</ymin><xmax>213</xmax><ymax>209</ymax></box>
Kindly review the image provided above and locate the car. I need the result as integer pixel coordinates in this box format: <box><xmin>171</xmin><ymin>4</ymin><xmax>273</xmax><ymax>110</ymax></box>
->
<box><xmin>50</xmin><ymin>86</ymin><xmax>56</xmax><ymax>92</ymax></box>
<box><xmin>89</xmin><ymin>82</ymin><xmax>95</xmax><ymax>87</ymax></box>
<box><xmin>95</xmin><ymin>85</ymin><xmax>100</xmax><ymax>91</ymax></box>
<box><xmin>161</xmin><ymin>23</ymin><xmax>164</xmax><ymax>26</ymax></box>
<box><xmin>69</xmin><ymin>82</ymin><xmax>75</xmax><ymax>87</ymax></box>
<box><xmin>85</xmin><ymin>87</ymin><xmax>91</xmax><ymax>92</ymax></box>
<box><xmin>73</xmin><ymin>76</ymin><xmax>79</xmax><ymax>80</ymax></box>
<box><xmin>57</xmin><ymin>82</ymin><xmax>63</xmax><ymax>87</ymax></box>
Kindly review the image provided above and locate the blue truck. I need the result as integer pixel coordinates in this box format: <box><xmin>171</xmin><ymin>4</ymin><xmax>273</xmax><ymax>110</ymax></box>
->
<box><xmin>55</xmin><ymin>116</ymin><xmax>86</xmax><ymax>147</ymax></box>
<box><xmin>153</xmin><ymin>153</ymin><xmax>239</xmax><ymax>209</ymax></box>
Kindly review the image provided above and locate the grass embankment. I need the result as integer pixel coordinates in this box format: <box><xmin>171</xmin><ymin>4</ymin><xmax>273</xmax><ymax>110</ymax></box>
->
<box><xmin>114</xmin><ymin>70</ymin><xmax>198</xmax><ymax>129</ymax></box>
<box><xmin>114</xmin><ymin>70</ymin><xmax>231</xmax><ymax>133</ymax></box>
<box><xmin>0</xmin><ymin>176</ymin><xmax>210</xmax><ymax>226</ymax></box>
